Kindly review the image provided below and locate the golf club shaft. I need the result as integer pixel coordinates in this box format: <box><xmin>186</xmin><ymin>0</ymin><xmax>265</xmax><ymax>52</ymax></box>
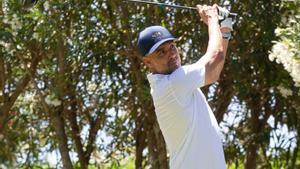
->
<box><xmin>128</xmin><ymin>0</ymin><xmax>197</xmax><ymax>10</ymax></box>
<box><xmin>127</xmin><ymin>0</ymin><xmax>237</xmax><ymax>18</ymax></box>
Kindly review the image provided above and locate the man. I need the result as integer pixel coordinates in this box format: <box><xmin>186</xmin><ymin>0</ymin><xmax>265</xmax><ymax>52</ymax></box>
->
<box><xmin>137</xmin><ymin>4</ymin><xmax>233</xmax><ymax>169</ymax></box>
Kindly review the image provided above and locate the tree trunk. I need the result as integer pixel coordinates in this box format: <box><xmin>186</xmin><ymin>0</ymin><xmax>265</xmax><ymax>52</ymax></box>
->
<box><xmin>213</xmin><ymin>71</ymin><xmax>233</xmax><ymax>123</ymax></box>
<box><xmin>0</xmin><ymin>1</ymin><xmax>3</xmax><ymax>15</ymax></box>
<box><xmin>146</xmin><ymin>103</ymin><xmax>168</xmax><ymax>169</ymax></box>
<box><xmin>135</xmin><ymin>126</ymin><xmax>145</xmax><ymax>169</ymax></box>
<box><xmin>85</xmin><ymin>111</ymin><xmax>107</xmax><ymax>163</ymax></box>
<box><xmin>68</xmin><ymin>109</ymin><xmax>88</xmax><ymax>169</ymax></box>
<box><xmin>244</xmin><ymin>143</ymin><xmax>257</xmax><ymax>169</ymax></box>
<box><xmin>290</xmin><ymin>136</ymin><xmax>299</xmax><ymax>169</ymax></box>
<box><xmin>52</xmin><ymin>37</ymin><xmax>73</xmax><ymax>169</ymax></box>
<box><xmin>51</xmin><ymin>110</ymin><xmax>74</xmax><ymax>169</ymax></box>
<box><xmin>244</xmin><ymin>87</ymin><xmax>272</xmax><ymax>169</ymax></box>
<box><xmin>0</xmin><ymin>52</ymin><xmax>42</xmax><ymax>134</ymax></box>
<box><xmin>244</xmin><ymin>91</ymin><xmax>261</xmax><ymax>169</ymax></box>
<box><xmin>149</xmin><ymin>120</ymin><xmax>168</xmax><ymax>169</ymax></box>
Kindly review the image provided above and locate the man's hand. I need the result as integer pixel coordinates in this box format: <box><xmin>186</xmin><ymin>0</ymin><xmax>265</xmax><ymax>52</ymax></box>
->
<box><xmin>197</xmin><ymin>4</ymin><xmax>234</xmax><ymax>33</ymax></box>
<box><xmin>196</xmin><ymin>4</ymin><xmax>219</xmax><ymax>25</ymax></box>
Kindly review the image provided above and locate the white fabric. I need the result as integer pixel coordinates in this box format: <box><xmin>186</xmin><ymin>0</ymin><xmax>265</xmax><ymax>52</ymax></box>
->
<box><xmin>147</xmin><ymin>62</ymin><xmax>226</xmax><ymax>169</ymax></box>
<box><xmin>220</xmin><ymin>17</ymin><xmax>233</xmax><ymax>31</ymax></box>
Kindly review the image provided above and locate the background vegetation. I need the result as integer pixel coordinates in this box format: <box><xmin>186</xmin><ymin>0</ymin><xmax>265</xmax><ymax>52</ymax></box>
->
<box><xmin>0</xmin><ymin>0</ymin><xmax>299</xmax><ymax>168</ymax></box>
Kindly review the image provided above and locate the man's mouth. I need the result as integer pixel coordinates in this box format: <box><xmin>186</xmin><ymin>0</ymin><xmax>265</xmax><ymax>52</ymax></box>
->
<box><xmin>169</xmin><ymin>56</ymin><xmax>179</xmax><ymax>66</ymax></box>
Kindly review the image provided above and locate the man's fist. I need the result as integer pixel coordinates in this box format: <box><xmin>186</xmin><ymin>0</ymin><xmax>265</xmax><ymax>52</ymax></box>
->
<box><xmin>196</xmin><ymin>4</ymin><xmax>219</xmax><ymax>25</ymax></box>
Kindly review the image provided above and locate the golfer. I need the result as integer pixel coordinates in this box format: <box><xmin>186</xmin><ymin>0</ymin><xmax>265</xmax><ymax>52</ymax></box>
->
<box><xmin>137</xmin><ymin>4</ymin><xmax>233</xmax><ymax>169</ymax></box>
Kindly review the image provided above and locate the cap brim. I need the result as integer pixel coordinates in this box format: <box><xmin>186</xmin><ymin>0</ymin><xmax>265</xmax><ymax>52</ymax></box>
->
<box><xmin>146</xmin><ymin>38</ymin><xmax>176</xmax><ymax>55</ymax></box>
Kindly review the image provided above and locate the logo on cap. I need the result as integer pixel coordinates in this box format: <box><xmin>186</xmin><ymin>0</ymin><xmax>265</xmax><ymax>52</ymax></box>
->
<box><xmin>152</xmin><ymin>31</ymin><xmax>163</xmax><ymax>40</ymax></box>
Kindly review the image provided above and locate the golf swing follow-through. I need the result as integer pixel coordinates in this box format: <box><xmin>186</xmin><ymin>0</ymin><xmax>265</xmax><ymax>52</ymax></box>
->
<box><xmin>136</xmin><ymin>2</ymin><xmax>234</xmax><ymax>169</ymax></box>
<box><xmin>19</xmin><ymin>0</ymin><xmax>235</xmax><ymax>167</ymax></box>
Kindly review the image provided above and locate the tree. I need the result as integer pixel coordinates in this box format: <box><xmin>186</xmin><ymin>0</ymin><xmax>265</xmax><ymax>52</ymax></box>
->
<box><xmin>0</xmin><ymin>0</ymin><xmax>299</xmax><ymax>168</ymax></box>
<box><xmin>269</xmin><ymin>0</ymin><xmax>299</xmax><ymax>86</ymax></box>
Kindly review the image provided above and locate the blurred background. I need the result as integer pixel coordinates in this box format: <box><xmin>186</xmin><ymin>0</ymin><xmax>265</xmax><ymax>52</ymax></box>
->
<box><xmin>0</xmin><ymin>0</ymin><xmax>299</xmax><ymax>168</ymax></box>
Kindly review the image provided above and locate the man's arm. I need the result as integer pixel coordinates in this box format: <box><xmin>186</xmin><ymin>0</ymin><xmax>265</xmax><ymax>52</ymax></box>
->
<box><xmin>196</xmin><ymin>4</ymin><xmax>235</xmax><ymax>86</ymax></box>
<box><xmin>212</xmin><ymin>30</ymin><xmax>230</xmax><ymax>77</ymax></box>
<box><xmin>213</xmin><ymin>22</ymin><xmax>233</xmax><ymax>79</ymax></box>
<box><xmin>169</xmin><ymin>5</ymin><xmax>233</xmax><ymax>95</ymax></box>
<box><xmin>195</xmin><ymin>4</ymin><xmax>225</xmax><ymax>86</ymax></box>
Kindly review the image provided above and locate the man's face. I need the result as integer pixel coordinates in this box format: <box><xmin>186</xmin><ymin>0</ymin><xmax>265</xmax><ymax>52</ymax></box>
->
<box><xmin>143</xmin><ymin>41</ymin><xmax>181</xmax><ymax>74</ymax></box>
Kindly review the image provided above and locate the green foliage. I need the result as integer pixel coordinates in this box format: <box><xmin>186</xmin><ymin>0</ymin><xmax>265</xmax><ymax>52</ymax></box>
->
<box><xmin>269</xmin><ymin>0</ymin><xmax>300</xmax><ymax>86</ymax></box>
<box><xmin>0</xmin><ymin>0</ymin><xmax>300</xmax><ymax>169</ymax></box>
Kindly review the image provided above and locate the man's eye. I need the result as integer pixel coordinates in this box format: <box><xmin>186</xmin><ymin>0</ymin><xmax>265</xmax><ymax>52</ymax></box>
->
<box><xmin>157</xmin><ymin>53</ymin><xmax>164</xmax><ymax>58</ymax></box>
<box><xmin>170</xmin><ymin>44</ymin><xmax>175</xmax><ymax>50</ymax></box>
<box><xmin>159</xmin><ymin>50</ymin><xmax>167</xmax><ymax>57</ymax></box>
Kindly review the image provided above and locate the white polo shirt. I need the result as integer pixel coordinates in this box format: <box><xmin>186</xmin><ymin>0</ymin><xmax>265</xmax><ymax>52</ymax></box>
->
<box><xmin>147</xmin><ymin>62</ymin><xmax>226</xmax><ymax>169</ymax></box>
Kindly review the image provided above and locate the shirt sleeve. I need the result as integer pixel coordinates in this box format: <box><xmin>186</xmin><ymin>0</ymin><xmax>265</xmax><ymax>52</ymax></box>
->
<box><xmin>168</xmin><ymin>62</ymin><xmax>205</xmax><ymax>106</ymax></box>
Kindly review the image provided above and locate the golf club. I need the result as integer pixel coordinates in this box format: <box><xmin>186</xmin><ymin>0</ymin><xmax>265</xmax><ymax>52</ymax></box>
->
<box><xmin>126</xmin><ymin>0</ymin><xmax>237</xmax><ymax>20</ymax></box>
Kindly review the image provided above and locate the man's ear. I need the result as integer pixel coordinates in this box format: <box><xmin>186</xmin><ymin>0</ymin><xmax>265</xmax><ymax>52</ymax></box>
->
<box><xmin>143</xmin><ymin>56</ymin><xmax>153</xmax><ymax>68</ymax></box>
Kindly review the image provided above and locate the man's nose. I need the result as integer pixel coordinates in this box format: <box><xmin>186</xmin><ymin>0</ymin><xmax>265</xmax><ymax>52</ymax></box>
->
<box><xmin>168</xmin><ymin>44</ymin><xmax>176</xmax><ymax>56</ymax></box>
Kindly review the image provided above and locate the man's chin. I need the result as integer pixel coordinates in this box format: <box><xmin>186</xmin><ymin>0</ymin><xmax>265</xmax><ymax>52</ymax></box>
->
<box><xmin>168</xmin><ymin>64</ymin><xmax>181</xmax><ymax>74</ymax></box>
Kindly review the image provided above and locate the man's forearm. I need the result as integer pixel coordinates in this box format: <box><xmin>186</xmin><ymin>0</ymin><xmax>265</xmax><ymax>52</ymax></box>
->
<box><xmin>207</xmin><ymin>18</ymin><xmax>223</xmax><ymax>55</ymax></box>
<box><xmin>198</xmin><ymin>18</ymin><xmax>224</xmax><ymax>66</ymax></box>
<box><xmin>222</xmin><ymin>38</ymin><xmax>229</xmax><ymax>56</ymax></box>
<box><xmin>198</xmin><ymin>19</ymin><xmax>225</xmax><ymax>85</ymax></box>
<box><xmin>213</xmin><ymin>38</ymin><xmax>229</xmax><ymax>77</ymax></box>
<box><xmin>215</xmin><ymin>18</ymin><xmax>234</xmax><ymax>75</ymax></box>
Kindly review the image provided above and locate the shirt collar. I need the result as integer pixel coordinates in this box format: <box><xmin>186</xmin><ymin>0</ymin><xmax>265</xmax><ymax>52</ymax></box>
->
<box><xmin>147</xmin><ymin>73</ymin><xmax>166</xmax><ymax>87</ymax></box>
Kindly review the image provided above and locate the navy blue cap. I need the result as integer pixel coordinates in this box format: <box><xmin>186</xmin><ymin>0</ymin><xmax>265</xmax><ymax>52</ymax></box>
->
<box><xmin>137</xmin><ymin>26</ymin><xmax>176</xmax><ymax>56</ymax></box>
